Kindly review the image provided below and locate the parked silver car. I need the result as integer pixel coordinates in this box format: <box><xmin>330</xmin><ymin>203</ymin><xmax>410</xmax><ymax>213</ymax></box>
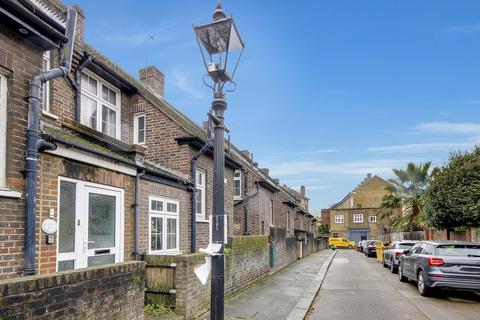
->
<box><xmin>383</xmin><ymin>241</ymin><xmax>418</xmax><ymax>273</ymax></box>
<box><xmin>398</xmin><ymin>241</ymin><xmax>480</xmax><ymax>296</ymax></box>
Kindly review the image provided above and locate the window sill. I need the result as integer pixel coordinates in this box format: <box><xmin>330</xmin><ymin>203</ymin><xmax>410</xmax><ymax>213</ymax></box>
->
<box><xmin>0</xmin><ymin>189</ymin><xmax>22</xmax><ymax>198</ymax></box>
<box><xmin>148</xmin><ymin>251</ymin><xmax>181</xmax><ymax>256</ymax></box>
<box><xmin>196</xmin><ymin>219</ymin><xmax>209</xmax><ymax>224</ymax></box>
<box><xmin>42</xmin><ymin>109</ymin><xmax>59</xmax><ymax>120</ymax></box>
<box><xmin>233</xmin><ymin>197</ymin><xmax>242</xmax><ymax>201</ymax></box>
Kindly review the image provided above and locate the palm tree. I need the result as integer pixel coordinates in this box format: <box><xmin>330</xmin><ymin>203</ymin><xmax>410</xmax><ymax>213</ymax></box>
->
<box><xmin>380</xmin><ymin>162</ymin><xmax>432</xmax><ymax>231</ymax></box>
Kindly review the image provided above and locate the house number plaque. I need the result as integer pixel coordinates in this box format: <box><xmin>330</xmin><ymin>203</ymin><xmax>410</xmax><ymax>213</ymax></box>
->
<box><xmin>41</xmin><ymin>218</ymin><xmax>58</xmax><ymax>235</ymax></box>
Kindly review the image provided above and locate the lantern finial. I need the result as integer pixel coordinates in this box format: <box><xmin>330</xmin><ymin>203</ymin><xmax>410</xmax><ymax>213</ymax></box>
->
<box><xmin>213</xmin><ymin>0</ymin><xmax>226</xmax><ymax>21</ymax></box>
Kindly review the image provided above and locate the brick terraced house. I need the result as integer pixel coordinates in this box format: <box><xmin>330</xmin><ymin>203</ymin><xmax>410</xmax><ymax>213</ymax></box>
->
<box><xmin>0</xmin><ymin>0</ymin><xmax>319</xmax><ymax>318</ymax></box>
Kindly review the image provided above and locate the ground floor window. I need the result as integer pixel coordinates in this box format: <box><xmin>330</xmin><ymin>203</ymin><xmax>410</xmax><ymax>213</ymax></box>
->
<box><xmin>149</xmin><ymin>196</ymin><xmax>180</xmax><ymax>254</ymax></box>
<box><xmin>57</xmin><ymin>178</ymin><xmax>124</xmax><ymax>271</ymax></box>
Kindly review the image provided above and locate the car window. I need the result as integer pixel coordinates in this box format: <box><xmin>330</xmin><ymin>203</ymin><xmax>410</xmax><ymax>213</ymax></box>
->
<box><xmin>410</xmin><ymin>243</ymin><xmax>422</xmax><ymax>254</ymax></box>
<box><xmin>422</xmin><ymin>244</ymin><xmax>434</xmax><ymax>255</ymax></box>
<box><xmin>398</xmin><ymin>243</ymin><xmax>415</xmax><ymax>250</ymax></box>
<box><xmin>436</xmin><ymin>244</ymin><xmax>480</xmax><ymax>256</ymax></box>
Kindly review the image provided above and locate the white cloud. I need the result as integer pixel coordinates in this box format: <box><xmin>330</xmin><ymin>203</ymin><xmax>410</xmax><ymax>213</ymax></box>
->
<box><xmin>171</xmin><ymin>69</ymin><xmax>206</xmax><ymax>100</ymax></box>
<box><xmin>438</xmin><ymin>23</ymin><xmax>480</xmax><ymax>35</ymax></box>
<box><xmin>367</xmin><ymin>142</ymin><xmax>475</xmax><ymax>153</ymax></box>
<box><xmin>413</xmin><ymin>121</ymin><xmax>480</xmax><ymax>135</ymax></box>
<box><xmin>267</xmin><ymin>159</ymin><xmax>404</xmax><ymax>176</ymax></box>
<box><xmin>438</xmin><ymin>23</ymin><xmax>480</xmax><ymax>34</ymax></box>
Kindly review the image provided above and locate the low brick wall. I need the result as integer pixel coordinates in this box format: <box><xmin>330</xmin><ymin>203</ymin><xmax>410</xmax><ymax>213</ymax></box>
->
<box><xmin>224</xmin><ymin>235</ymin><xmax>270</xmax><ymax>296</ymax></box>
<box><xmin>144</xmin><ymin>235</ymin><xmax>270</xmax><ymax>320</ymax></box>
<box><xmin>0</xmin><ymin>261</ymin><xmax>145</xmax><ymax>320</ymax></box>
<box><xmin>271</xmin><ymin>228</ymin><xmax>297</xmax><ymax>271</ymax></box>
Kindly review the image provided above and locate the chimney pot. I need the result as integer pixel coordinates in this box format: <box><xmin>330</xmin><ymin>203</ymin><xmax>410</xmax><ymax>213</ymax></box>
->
<box><xmin>260</xmin><ymin>168</ymin><xmax>269</xmax><ymax>177</ymax></box>
<box><xmin>139</xmin><ymin>66</ymin><xmax>165</xmax><ymax>98</ymax></box>
<box><xmin>273</xmin><ymin>179</ymin><xmax>280</xmax><ymax>184</ymax></box>
<box><xmin>300</xmin><ymin>185</ymin><xmax>306</xmax><ymax>196</ymax></box>
<box><xmin>367</xmin><ymin>173</ymin><xmax>372</xmax><ymax>180</ymax></box>
<box><xmin>241</xmin><ymin>150</ymin><xmax>251</xmax><ymax>160</ymax></box>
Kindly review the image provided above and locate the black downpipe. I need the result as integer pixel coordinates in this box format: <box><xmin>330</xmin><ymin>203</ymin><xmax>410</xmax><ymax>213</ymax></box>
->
<box><xmin>242</xmin><ymin>170</ymin><xmax>249</xmax><ymax>235</ymax></box>
<box><xmin>191</xmin><ymin>139</ymin><xmax>212</xmax><ymax>253</ymax></box>
<box><xmin>23</xmin><ymin>8</ymin><xmax>77</xmax><ymax>276</ymax></box>
<box><xmin>133</xmin><ymin>170</ymin><xmax>146</xmax><ymax>260</ymax></box>
<box><xmin>75</xmin><ymin>55</ymin><xmax>93</xmax><ymax>122</ymax></box>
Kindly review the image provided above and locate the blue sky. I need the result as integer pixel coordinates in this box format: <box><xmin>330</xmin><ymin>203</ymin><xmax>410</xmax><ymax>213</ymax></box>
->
<box><xmin>64</xmin><ymin>0</ymin><xmax>480</xmax><ymax>214</ymax></box>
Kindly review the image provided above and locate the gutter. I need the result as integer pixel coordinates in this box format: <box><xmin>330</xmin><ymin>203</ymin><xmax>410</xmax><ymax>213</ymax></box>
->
<box><xmin>190</xmin><ymin>135</ymin><xmax>213</xmax><ymax>253</ymax></box>
<box><xmin>133</xmin><ymin>170</ymin><xmax>146</xmax><ymax>260</ymax></box>
<box><xmin>23</xmin><ymin>7</ymin><xmax>77</xmax><ymax>276</ymax></box>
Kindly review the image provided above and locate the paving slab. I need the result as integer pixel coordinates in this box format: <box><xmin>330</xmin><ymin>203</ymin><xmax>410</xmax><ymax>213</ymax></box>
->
<box><xmin>199</xmin><ymin>250</ymin><xmax>334</xmax><ymax>320</ymax></box>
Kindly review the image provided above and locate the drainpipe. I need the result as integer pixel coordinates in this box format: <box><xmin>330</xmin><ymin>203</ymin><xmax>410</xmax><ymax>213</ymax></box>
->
<box><xmin>133</xmin><ymin>170</ymin><xmax>146</xmax><ymax>260</ymax></box>
<box><xmin>23</xmin><ymin>8</ymin><xmax>77</xmax><ymax>276</ymax></box>
<box><xmin>75</xmin><ymin>54</ymin><xmax>94</xmax><ymax>122</ymax></box>
<box><xmin>190</xmin><ymin>119</ymin><xmax>213</xmax><ymax>253</ymax></box>
<box><xmin>191</xmin><ymin>140</ymin><xmax>212</xmax><ymax>253</ymax></box>
<box><xmin>243</xmin><ymin>170</ymin><xmax>249</xmax><ymax>235</ymax></box>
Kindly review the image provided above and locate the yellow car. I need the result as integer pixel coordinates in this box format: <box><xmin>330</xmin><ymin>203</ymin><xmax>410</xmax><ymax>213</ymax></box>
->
<box><xmin>329</xmin><ymin>238</ymin><xmax>357</xmax><ymax>249</ymax></box>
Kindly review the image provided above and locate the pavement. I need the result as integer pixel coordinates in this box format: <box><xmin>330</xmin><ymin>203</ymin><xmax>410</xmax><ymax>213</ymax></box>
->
<box><xmin>199</xmin><ymin>250</ymin><xmax>335</xmax><ymax>320</ymax></box>
<box><xmin>307</xmin><ymin>249</ymin><xmax>480</xmax><ymax>320</ymax></box>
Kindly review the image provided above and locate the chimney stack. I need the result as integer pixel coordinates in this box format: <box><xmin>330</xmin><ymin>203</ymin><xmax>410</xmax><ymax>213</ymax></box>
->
<box><xmin>139</xmin><ymin>66</ymin><xmax>165</xmax><ymax>98</ymax></box>
<box><xmin>300</xmin><ymin>185</ymin><xmax>306</xmax><ymax>196</ymax></box>
<box><xmin>260</xmin><ymin>168</ymin><xmax>269</xmax><ymax>177</ymax></box>
<box><xmin>367</xmin><ymin>173</ymin><xmax>372</xmax><ymax>180</ymax></box>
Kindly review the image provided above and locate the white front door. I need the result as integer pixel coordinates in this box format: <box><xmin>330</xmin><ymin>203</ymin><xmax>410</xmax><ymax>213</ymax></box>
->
<box><xmin>57</xmin><ymin>178</ymin><xmax>123</xmax><ymax>271</ymax></box>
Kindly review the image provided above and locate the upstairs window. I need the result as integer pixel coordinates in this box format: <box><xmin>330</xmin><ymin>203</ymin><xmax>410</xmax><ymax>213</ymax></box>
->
<box><xmin>134</xmin><ymin>113</ymin><xmax>146</xmax><ymax>145</ymax></box>
<box><xmin>233</xmin><ymin>170</ymin><xmax>241</xmax><ymax>199</ymax></box>
<box><xmin>80</xmin><ymin>71</ymin><xmax>120</xmax><ymax>138</ymax></box>
<box><xmin>368</xmin><ymin>216</ymin><xmax>377</xmax><ymax>223</ymax></box>
<box><xmin>196</xmin><ymin>169</ymin><xmax>206</xmax><ymax>220</ymax></box>
<box><xmin>0</xmin><ymin>74</ymin><xmax>7</xmax><ymax>188</ymax></box>
<box><xmin>41</xmin><ymin>51</ymin><xmax>51</xmax><ymax>112</ymax></box>
<box><xmin>353</xmin><ymin>214</ymin><xmax>364</xmax><ymax>223</ymax></box>
<box><xmin>334</xmin><ymin>215</ymin><xmax>344</xmax><ymax>224</ymax></box>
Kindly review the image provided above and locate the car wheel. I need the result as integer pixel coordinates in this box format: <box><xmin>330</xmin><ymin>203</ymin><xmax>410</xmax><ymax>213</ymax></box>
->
<box><xmin>417</xmin><ymin>271</ymin><xmax>431</xmax><ymax>297</ymax></box>
<box><xmin>390</xmin><ymin>259</ymin><xmax>397</xmax><ymax>273</ymax></box>
<box><xmin>398</xmin><ymin>263</ymin><xmax>408</xmax><ymax>282</ymax></box>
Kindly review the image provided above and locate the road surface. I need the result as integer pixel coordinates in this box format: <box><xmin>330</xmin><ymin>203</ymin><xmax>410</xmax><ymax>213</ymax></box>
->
<box><xmin>307</xmin><ymin>249</ymin><xmax>480</xmax><ymax>320</ymax></box>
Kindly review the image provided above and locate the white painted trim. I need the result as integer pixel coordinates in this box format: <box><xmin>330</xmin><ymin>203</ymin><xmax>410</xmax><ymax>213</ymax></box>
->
<box><xmin>80</xmin><ymin>70</ymin><xmax>121</xmax><ymax>139</ymax></box>
<box><xmin>45</xmin><ymin>144</ymin><xmax>137</xmax><ymax>176</ymax></box>
<box><xmin>196</xmin><ymin>169</ymin><xmax>206</xmax><ymax>221</ymax></box>
<box><xmin>0</xmin><ymin>189</ymin><xmax>22</xmax><ymax>198</ymax></box>
<box><xmin>0</xmin><ymin>73</ymin><xmax>7</xmax><ymax>188</ymax></box>
<box><xmin>41</xmin><ymin>109</ymin><xmax>59</xmax><ymax>120</ymax></box>
<box><xmin>148</xmin><ymin>196</ymin><xmax>180</xmax><ymax>255</ymax></box>
<box><xmin>353</xmin><ymin>213</ymin><xmax>364</xmax><ymax>224</ymax></box>
<box><xmin>42</xmin><ymin>51</ymin><xmax>51</xmax><ymax>112</ymax></box>
<box><xmin>233</xmin><ymin>169</ymin><xmax>241</xmax><ymax>199</ymax></box>
<box><xmin>57</xmin><ymin>177</ymin><xmax>125</xmax><ymax>271</ymax></box>
<box><xmin>133</xmin><ymin>113</ymin><xmax>146</xmax><ymax>145</ymax></box>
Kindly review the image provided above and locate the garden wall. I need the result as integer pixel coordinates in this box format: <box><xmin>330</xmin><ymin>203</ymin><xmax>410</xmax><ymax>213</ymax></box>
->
<box><xmin>0</xmin><ymin>261</ymin><xmax>145</xmax><ymax>320</ymax></box>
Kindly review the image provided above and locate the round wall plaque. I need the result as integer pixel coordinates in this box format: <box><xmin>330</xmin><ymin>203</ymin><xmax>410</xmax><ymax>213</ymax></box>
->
<box><xmin>42</xmin><ymin>218</ymin><xmax>58</xmax><ymax>235</ymax></box>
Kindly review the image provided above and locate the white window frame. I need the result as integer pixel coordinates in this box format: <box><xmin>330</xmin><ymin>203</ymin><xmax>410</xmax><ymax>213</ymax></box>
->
<box><xmin>80</xmin><ymin>70</ymin><xmax>121</xmax><ymax>139</ymax></box>
<box><xmin>196</xmin><ymin>169</ymin><xmax>206</xmax><ymax>221</ymax></box>
<box><xmin>0</xmin><ymin>73</ymin><xmax>7</xmax><ymax>189</ymax></box>
<box><xmin>233</xmin><ymin>170</ymin><xmax>241</xmax><ymax>200</ymax></box>
<box><xmin>42</xmin><ymin>51</ymin><xmax>51</xmax><ymax>112</ymax></box>
<box><xmin>353</xmin><ymin>214</ymin><xmax>364</xmax><ymax>223</ymax></box>
<box><xmin>133</xmin><ymin>113</ymin><xmax>146</xmax><ymax>145</ymax></box>
<box><xmin>56</xmin><ymin>177</ymin><xmax>124</xmax><ymax>271</ymax></box>
<box><xmin>334</xmin><ymin>215</ymin><xmax>344</xmax><ymax>224</ymax></box>
<box><xmin>148</xmin><ymin>196</ymin><xmax>180</xmax><ymax>255</ymax></box>
<box><xmin>369</xmin><ymin>216</ymin><xmax>377</xmax><ymax>223</ymax></box>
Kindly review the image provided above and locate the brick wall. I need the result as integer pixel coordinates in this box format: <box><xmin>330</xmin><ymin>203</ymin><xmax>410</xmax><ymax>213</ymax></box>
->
<box><xmin>271</xmin><ymin>228</ymin><xmax>297</xmax><ymax>271</ymax></box>
<box><xmin>144</xmin><ymin>235</ymin><xmax>270</xmax><ymax>320</ymax></box>
<box><xmin>224</xmin><ymin>235</ymin><xmax>270</xmax><ymax>296</ymax></box>
<box><xmin>138</xmin><ymin>179</ymin><xmax>191</xmax><ymax>254</ymax></box>
<box><xmin>0</xmin><ymin>261</ymin><xmax>145</xmax><ymax>320</ymax></box>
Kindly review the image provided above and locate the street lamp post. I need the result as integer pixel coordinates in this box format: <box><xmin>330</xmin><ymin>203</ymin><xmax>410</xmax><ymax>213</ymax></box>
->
<box><xmin>194</xmin><ymin>2</ymin><xmax>244</xmax><ymax>320</ymax></box>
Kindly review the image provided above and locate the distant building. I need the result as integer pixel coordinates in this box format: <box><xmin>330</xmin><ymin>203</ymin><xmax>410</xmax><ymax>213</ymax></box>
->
<box><xmin>329</xmin><ymin>174</ymin><xmax>391</xmax><ymax>242</ymax></box>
